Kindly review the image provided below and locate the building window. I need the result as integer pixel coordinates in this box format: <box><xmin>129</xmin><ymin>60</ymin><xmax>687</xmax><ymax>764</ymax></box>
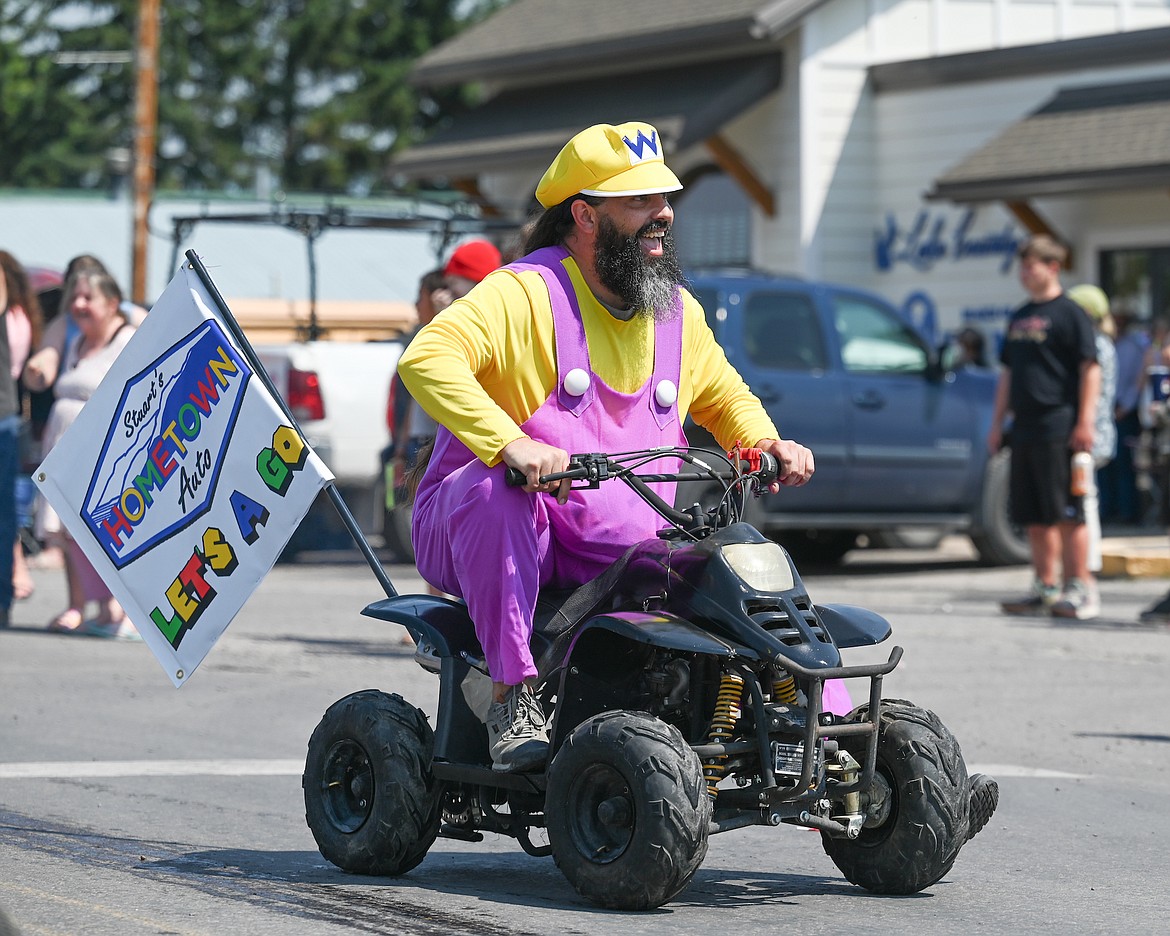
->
<box><xmin>674</xmin><ymin>172</ymin><xmax>751</xmax><ymax>269</ymax></box>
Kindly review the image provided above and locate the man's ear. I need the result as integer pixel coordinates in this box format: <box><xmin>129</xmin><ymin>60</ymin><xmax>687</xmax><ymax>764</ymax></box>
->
<box><xmin>569</xmin><ymin>198</ymin><xmax>598</xmax><ymax>236</ymax></box>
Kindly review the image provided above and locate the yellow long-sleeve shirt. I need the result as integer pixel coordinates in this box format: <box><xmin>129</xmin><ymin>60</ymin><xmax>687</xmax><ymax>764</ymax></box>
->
<box><xmin>397</xmin><ymin>254</ymin><xmax>779</xmax><ymax>466</ymax></box>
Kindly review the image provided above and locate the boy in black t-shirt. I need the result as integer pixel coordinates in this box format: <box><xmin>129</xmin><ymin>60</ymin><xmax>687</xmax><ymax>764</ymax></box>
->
<box><xmin>987</xmin><ymin>235</ymin><xmax>1101</xmax><ymax>619</ymax></box>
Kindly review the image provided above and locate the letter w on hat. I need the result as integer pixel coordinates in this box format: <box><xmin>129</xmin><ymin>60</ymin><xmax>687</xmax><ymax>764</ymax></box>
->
<box><xmin>622</xmin><ymin>128</ymin><xmax>660</xmax><ymax>163</ymax></box>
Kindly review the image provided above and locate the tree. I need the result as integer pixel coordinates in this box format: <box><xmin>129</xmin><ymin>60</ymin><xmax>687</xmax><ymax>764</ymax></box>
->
<box><xmin>0</xmin><ymin>0</ymin><xmax>498</xmax><ymax>194</ymax></box>
<box><xmin>0</xmin><ymin>2</ymin><xmax>134</xmax><ymax>188</ymax></box>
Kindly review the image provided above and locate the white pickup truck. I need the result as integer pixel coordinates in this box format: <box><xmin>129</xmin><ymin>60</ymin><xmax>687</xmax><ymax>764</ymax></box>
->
<box><xmin>256</xmin><ymin>340</ymin><xmax>403</xmax><ymax>554</ymax></box>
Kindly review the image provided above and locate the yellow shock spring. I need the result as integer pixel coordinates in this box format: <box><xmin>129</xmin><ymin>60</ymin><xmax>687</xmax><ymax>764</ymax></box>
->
<box><xmin>772</xmin><ymin>669</ymin><xmax>798</xmax><ymax>705</ymax></box>
<box><xmin>703</xmin><ymin>671</ymin><xmax>745</xmax><ymax>799</ymax></box>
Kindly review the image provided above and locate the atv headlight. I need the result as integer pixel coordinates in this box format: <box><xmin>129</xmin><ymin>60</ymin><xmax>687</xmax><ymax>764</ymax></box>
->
<box><xmin>721</xmin><ymin>542</ymin><xmax>795</xmax><ymax>592</ymax></box>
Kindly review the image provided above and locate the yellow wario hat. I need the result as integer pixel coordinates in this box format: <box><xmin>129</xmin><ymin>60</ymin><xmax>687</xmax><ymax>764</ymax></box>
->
<box><xmin>535</xmin><ymin>122</ymin><xmax>683</xmax><ymax>209</ymax></box>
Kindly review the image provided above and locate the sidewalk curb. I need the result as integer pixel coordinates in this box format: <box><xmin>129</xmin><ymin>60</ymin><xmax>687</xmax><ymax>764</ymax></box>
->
<box><xmin>1100</xmin><ymin>536</ymin><xmax>1170</xmax><ymax>579</ymax></box>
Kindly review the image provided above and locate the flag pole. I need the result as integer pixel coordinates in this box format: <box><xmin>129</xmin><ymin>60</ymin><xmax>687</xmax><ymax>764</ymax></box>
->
<box><xmin>183</xmin><ymin>250</ymin><xmax>398</xmax><ymax>599</ymax></box>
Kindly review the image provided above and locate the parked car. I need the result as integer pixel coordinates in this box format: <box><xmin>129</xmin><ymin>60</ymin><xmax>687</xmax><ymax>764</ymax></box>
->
<box><xmin>684</xmin><ymin>269</ymin><xmax>1025</xmax><ymax>565</ymax></box>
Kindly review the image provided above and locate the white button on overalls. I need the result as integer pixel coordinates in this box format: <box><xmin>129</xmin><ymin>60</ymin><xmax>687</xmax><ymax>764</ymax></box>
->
<box><xmin>564</xmin><ymin>367</ymin><xmax>591</xmax><ymax>397</ymax></box>
<box><xmin>655</xmin><ymin>379</ymin><xmax>678</xmax><ymax>408</ymax></box>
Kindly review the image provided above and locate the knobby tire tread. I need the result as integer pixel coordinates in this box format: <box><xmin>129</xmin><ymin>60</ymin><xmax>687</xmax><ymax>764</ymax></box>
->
<box><xmin>303</xmin><ymin>690</ymin><xmax>441</xmax><ymax>877</ymax></box>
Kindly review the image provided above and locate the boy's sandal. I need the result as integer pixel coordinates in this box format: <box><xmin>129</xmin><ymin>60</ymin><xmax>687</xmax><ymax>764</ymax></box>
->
<box><xmin>84</xmin><ymin>619</ymin><xmax>142</xmax><ymax>642</ymax></box>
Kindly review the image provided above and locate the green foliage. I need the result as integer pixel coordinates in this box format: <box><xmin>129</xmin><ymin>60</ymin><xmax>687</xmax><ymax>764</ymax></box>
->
<box><xmin>0</xmin><ymin>0</ymin><xmax>495</xmax><ymax>194</ymax></box>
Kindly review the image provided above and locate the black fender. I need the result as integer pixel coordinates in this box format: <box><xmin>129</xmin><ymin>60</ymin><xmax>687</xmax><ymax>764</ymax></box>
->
<box><xmin>362</xmin><ymin>595</ymin><xmax>489</xmax><ymax>764</ymax></box>
<box><xmin>814</xmin><ymin>603</ymin><xmax>892</xmax><ymax>648</ymax></box>
<box><xmin>362</xmin><ymin>594</ymin><xmax>475</xmax><ymax>658</ymax></box>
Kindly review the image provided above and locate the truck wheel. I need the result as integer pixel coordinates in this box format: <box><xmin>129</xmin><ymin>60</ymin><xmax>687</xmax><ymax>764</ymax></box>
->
<box><xmin>382</xmin><ymin>503</ymin><xmax>415</xmax><ymax>564</ymax></box>
<box><xmin>303</xmin><ymin>690</ymin><xmax>441</xmax><ymax>875</ymax></box>
<box><xmin>374</xmin><ymin>469</ymin><xmax>415</xmax><ymax>564</ymax></box>
<box><xmin>547</xmin><ymin>711</ymin><xmax>711</xmax><ymax>910</ymax></box>
<box><xmin>970</xmin><ymin>450</ymin><xmax>1029</xmax><ymax>566</ymax></box>
<box><xmin>823</xmin><ymin>700</ymin><xmax>970</xmax><ymax>894</ymax></box>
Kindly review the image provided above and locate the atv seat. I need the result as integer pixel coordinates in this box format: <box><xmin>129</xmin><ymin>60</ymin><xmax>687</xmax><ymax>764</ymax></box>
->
<box><xmin>362</xmin><ymin>542</ymin><xmax>645</xmax><ymax>678</ymax></box>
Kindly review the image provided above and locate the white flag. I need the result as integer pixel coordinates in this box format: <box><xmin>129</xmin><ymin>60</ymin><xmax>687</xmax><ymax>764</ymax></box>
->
<box><xmin>34</xmin><ymin>262</ymin><xmax>334</xmax><ymax>686</ymax></box>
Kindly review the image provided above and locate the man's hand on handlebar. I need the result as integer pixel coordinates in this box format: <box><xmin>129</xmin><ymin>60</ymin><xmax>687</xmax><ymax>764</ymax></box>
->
<box><xmin>501</xmin><ymin>437</ymin><xmax>572</xmax><ymax>504</ymax></box>
<box><xmin>757</xmin><ymin>438</ymin><xmax>815</xmax><ymax>492</ymax></box>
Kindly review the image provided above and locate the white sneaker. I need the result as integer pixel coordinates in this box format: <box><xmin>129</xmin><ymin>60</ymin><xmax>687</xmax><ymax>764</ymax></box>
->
<box><xmin>485</xmin><ymin>684</ymin><xmax>548</xmax><ymax>773</ymax></box>
<box><xmin>1051</xmin><ymin>579</ymin><xmax>1100</xmax><ymax>620</ymax></box>
<box><xmin>1001</xmin><ymin>578</ymin><xmax>1060</xmax><ymax>615</ymax></box>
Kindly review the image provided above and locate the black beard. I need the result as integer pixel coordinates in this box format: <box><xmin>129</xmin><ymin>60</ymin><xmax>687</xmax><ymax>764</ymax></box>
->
<box><xmin>593</xmin><ymin>213</ymin><xmax>685</xmax><ymax>321</ymax></box>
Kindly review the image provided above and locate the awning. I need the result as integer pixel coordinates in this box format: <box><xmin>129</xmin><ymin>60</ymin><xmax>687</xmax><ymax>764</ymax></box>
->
<box><xmin>928</xmin><ymin>78</ymin><xmax>1170</xmax><ymax>203</ymax></box>
<box><xmin>390</xmin><ymin>55</ymin><xmax>783</xmax><ymax>180</ymax></box>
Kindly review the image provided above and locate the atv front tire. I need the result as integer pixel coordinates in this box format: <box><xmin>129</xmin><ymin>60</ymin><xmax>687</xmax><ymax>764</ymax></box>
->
<box><xmin>547</xmin><ymin>711</ymin><xmax>711</xmax><ymax>910</ymax></box>
<box><xmin>303</xmin><ymin>690</ymin><xmax>441</xmax><ymax>875</ymax></box>
<box><xmin>823</xmin><ymin>700</ymin><xmax>969</xmax><ymax>894</ymax></box>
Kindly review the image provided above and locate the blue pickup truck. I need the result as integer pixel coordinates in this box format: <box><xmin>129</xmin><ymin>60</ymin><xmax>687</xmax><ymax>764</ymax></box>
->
<box><xmin>686</xmin><ymin>269</ymin><xmax>1026</xmax><ymax>565</ymax></box>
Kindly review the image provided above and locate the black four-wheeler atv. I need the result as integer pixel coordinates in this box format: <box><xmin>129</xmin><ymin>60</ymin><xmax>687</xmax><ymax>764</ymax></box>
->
<box><xmin>302</xmin><ymin>445</ymin><xmax>998</xmax><ymax>911</ymax></box>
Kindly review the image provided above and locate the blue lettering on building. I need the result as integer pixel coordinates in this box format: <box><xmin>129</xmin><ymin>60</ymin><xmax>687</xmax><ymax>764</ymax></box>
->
<box><xmin>875</xmin><ymin>208</ymin><xmax>1022</xmax><ymax>274</ymax></box>
<box><xmin>901</xmin><ymin>291</ymin><xmax>938</xmax><ymax>345</ymax></box>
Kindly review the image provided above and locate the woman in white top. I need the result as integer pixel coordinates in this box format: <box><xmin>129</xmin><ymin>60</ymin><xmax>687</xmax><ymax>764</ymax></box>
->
<box><xmin>23</xmin><ymin>270</ymin><xmax>137</xmax><ymax>638</ymax></box>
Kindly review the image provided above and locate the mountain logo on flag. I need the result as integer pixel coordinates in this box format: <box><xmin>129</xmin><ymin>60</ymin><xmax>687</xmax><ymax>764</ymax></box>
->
<box><xmin>82</xmin><ymin>320</ymin><xmax>251</xmax><ymax>568</ymax></box>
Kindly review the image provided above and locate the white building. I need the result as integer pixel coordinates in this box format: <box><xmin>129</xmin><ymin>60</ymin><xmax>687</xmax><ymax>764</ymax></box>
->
<box><xmin>393</xmin><ymin>0</ymin><xmax>1170</xmax><ymax>343</ymax></box>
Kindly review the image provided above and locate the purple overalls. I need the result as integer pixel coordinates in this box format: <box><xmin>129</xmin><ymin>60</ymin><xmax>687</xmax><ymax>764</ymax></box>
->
<box><xmin>411</xmin><ymin>247</ymin><xmax>686</xmax><ymax>685</ymax></box>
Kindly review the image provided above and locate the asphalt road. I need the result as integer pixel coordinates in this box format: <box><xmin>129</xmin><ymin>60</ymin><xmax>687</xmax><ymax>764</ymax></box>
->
<box><xmin>2</xmin><ymin>538</ymin><xmax>1169</xmax><ymax>935</ymax></box>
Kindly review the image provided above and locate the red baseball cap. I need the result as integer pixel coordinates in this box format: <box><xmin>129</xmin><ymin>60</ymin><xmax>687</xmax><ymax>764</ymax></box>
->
<box><xmin>443</xmin><ymin>240</ymin><xmax>501</xmax><ymax>284</ymax></box>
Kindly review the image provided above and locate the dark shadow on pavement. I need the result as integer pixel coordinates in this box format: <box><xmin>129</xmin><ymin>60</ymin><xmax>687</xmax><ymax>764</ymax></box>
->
<box><xmin>249</xmin><ymin>634</ymin><xmax>415</xmax><ymax>657</ymax></box>
<box><xmin>1073</xmin><ymin>731</ymin><xmax>1170</xmax><ymax>744</ymax></box>
<box><xmin>159</xmin><ymin>846</ymin><xmax>895</xmax><ymax>914</ymax></box>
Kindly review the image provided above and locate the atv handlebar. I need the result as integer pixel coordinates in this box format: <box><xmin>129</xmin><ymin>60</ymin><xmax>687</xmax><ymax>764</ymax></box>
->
<box><xmin>504</xmin><ymin>446</ymin><xmax>779</xmax><ymax>539</ymax></box>
<box><xmin>504</xmin><ymin>448</ymin><xmax>778</xmax><ymax>489</ymax></box>
<box><xmin>503</xmin><ymin>446</ymin><xmax>776</xmax><ymax>486</ymax></box>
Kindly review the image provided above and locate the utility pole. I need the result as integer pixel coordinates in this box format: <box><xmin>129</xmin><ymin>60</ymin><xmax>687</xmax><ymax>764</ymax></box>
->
<box><xmin>131</xmin><ymin>0</ymin><xmax>160</xmax><ymax>305</ymax></box>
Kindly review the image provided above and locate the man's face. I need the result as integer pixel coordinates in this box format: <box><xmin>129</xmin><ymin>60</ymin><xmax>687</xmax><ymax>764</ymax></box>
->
<box><xmin>1018</xmin><ymin>254</ymin><xmax>1060</xmax><ymax>299</ymax></box>
<box><xmin>591</xmin><ymin>194</ymin><xmax>685</xmax><ymax>319</ymax></box>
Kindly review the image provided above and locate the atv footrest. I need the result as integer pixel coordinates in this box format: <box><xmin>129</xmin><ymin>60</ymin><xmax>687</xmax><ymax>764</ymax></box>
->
<box><xmin>432</xmin><ymin>759</ymin><xmax>548</xmax><ymax>793</ymax></box>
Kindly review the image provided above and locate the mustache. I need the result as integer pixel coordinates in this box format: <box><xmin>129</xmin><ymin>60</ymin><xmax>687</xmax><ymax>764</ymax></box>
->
<box><xmin>633</xmin><ymin>220</ymin><xmax>671</xmax><ymax>239</ymax></box>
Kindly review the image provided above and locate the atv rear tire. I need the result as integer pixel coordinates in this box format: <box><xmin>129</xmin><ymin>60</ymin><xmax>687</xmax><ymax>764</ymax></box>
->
<box><xmin>823</xmin><ymin>700</ymin><xmax>969</xmax><ymax>894</ymax></box>
<box><xmin>547</xmin><ymin>711</ymin><xmax>711</xmax><ymax>910</ymax></box>
<box><xmin>303</xmin><ymin>690</ymin><xmax>441</xmax><ymax>875</ymax></box>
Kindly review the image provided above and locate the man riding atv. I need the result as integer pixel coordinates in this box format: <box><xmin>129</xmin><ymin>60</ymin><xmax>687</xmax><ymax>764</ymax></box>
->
<box><xmin>397</xmin><ymin>120</ymin><xmax>847</xmax><ymax>772</ymax></box>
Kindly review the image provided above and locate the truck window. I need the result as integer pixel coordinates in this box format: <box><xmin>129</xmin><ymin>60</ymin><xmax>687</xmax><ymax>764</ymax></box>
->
<box><xmin>743</xmin><ymin>291</ymin><xmax>827</xmax><ymax>371</ymax></box>
<box><xmin>832</xmin><ymin>294</ymin><xmax>927</xmax><ymax>374</ymax></box>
